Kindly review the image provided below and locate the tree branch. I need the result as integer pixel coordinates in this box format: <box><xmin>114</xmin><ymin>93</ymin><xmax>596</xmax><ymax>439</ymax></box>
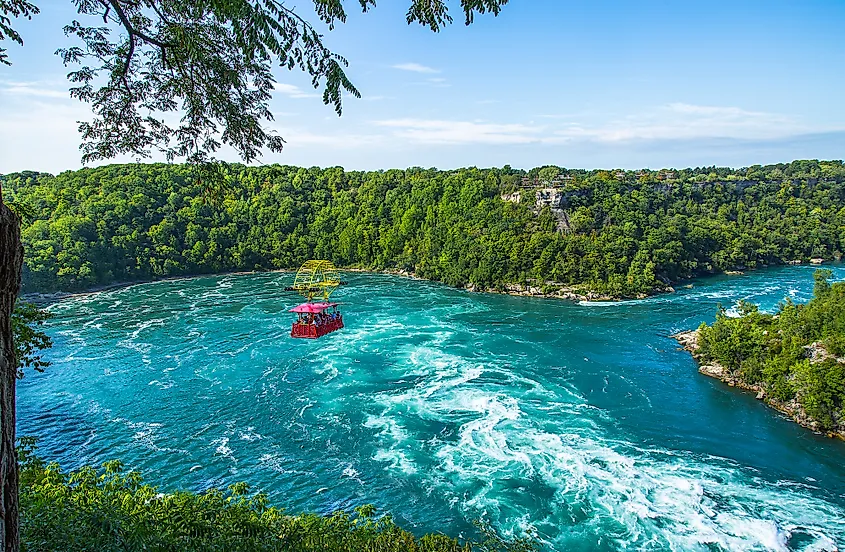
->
<box><xmin>102</xmin><ymin>0</ymin><xmax>172</xmax><ymax>50</ymax></box>
<box><xmin>122</xmin><ymin>30</ymin><xmax>134</xmax><ymax>78</ymax></box>
<box><xmin>144</xmin><ymin>0</ymin><xmax>173</xmax><ymax>27</ymax></box>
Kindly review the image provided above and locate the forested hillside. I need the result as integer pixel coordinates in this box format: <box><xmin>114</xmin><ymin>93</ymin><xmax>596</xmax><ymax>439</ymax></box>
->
<box><xmin>2</xmin><ymin>160</ymin><xmax>844</xmax><ymax>296</ymax></box>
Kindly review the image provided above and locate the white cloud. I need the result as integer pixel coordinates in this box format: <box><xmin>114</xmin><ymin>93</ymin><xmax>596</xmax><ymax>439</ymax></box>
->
<box><xmin>549</xmin><ymin>103</ymin><xmax>807</xmax><ymax>143</ymax></box>
<box><xmin>273</xmin><ymin>83</ymin><xmax>319</xmax><ymax>98</ymax></box>
<box><xmin>392</xmin><ymin>63</ymin><xmax>440</xmax><ymax>74</ymax></box>
<box><xmin>283</xmin><ymin>132</ymin><xmax>382</xmax><ymax>147</ymax></box>
<box><xmin>372</xmin><ymin>104</ymin><xmax>835</xmax><ymax>147</ymax></box>
<box><xmin>426</xmin><ymin>77</ymin><xmax>450</xmax><ymax>88</ymax></box>
<box><xmin>0</xmin><ymin>81</ymin><xmax>71</xmax><ymax>99</ymax></box>
<box><xmin>0</xmin><ymin>98</ymin><xmax>92</xmax><ymax>173</ymax></box>
<box><xmin>375</xmin><ymin>119</ymin><xmax>543</xmax><ymax>145</ymax></box>
<box><xmin>5</xmin><ymin>91</ymin><xmax>838</xmax><ymax>174</ymax></box>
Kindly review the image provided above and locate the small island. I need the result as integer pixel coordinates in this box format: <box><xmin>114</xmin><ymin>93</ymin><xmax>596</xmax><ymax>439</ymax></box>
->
<box><xmin>674</xmin><ymin>269</ymin><xmax>845</xmax><ymax>440</ymax></box>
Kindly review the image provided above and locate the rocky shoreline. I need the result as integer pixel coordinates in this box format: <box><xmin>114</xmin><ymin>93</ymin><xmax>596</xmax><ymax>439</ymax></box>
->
<box><xmin>465</xmin><ymin>281</ymin><xmax>619</xmax><ymax>302</ymax></box>
<box><xmin>672</xmin><ymin>329</ymin><xmax>845</xmax><ymax>441</ymax></box>
<box><xmin>346</xmin><ymin>267</ymin><xmax>627</xmax><ymax>302</ymax></box>
<box><xmin>26</xmin><ymin>261</ymin><xmax>827</xmax><ymax>306</ymax></box>
<box><xmin>24</xmin><ymin>267</ymin><xmax>673</xmax><ymax>305</ymax></box>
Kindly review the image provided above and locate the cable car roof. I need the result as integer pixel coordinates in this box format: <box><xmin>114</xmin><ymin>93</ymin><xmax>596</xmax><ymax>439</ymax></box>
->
<box><xmin>289</xmin><ymin>302</ymin><xmax>339</xmax><ymax>313</ymax></box>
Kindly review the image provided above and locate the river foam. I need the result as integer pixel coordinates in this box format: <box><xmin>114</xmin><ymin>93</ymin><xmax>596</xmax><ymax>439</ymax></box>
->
<box><xmin>348</xmin><ymin>328</ymin><xmax>844</xmax><ymax>550</ymax></box>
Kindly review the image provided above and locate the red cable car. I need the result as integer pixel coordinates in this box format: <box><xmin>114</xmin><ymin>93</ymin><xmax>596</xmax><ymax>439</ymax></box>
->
<box><xmin>290</xmin><ymin>302</ymin><xmax>344</xmax><ymax>339</ymax></box>
<box><xmin>286</xmin><ymin>260</ymin><xmax>347</xmax><ymax>339</ymax></box>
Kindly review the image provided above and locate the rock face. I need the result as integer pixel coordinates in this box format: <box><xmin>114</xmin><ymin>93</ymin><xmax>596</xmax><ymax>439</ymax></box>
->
<box><xmin>804</xmin><ymin>341</ymin><xmax>845</xmax><ymax>364</ymax></box>
<box><xmin>487</xmin><ymin>282</ymin><xmax>603</xmax><ymax>302</ymax></box>
<box><xmin>672</xmin><ymin>329</ymin><xmax>845</xmax><ymax>441</ymax></box>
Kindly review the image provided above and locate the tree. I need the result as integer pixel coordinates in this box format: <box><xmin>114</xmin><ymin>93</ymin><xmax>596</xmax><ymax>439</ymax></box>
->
<box><xmin>0</xmin><ymin>204</ymin><xmax>22</xmax><ymax>552</ymax></box>
<box><xmin>11</xmin><ymin>303</ymin><xmax>52</xmax><ymax>378</ymax></box>
<box><xmin>0</xmin><ymin>1</ymin><xmax>510</xmax><ymax>549</ymax></box>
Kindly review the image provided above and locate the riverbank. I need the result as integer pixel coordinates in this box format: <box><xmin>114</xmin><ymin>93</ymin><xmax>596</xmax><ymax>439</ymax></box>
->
<box><xmin>22</xmin><ymin>266</ymin><xmax>627</xmax><ymax>304</ymax></box>
<box><xmin>18</xmin><ymin>445</ymin><xmax>531</xmax><ymax>552</ymax></box>
<box><xmin>673</xmin><ymin>329</ymin><xmax>845</xmax><ymax>441</ymax></box>
<box><xmin>21</xmin><ymin>258</ymin><xmax>838</xmax><ymax>306</ymax></box>
<box><xmin>353</xmin><ymin>267</ymin><xmax>659</xmax><ymax>301</ymax></box>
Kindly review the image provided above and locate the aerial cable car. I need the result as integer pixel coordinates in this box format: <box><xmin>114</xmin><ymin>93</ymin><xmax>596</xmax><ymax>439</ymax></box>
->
<box><xmin>285</xmin><ymin>260</ymin><xmax>347</xmax><ymax>339</ymax></box>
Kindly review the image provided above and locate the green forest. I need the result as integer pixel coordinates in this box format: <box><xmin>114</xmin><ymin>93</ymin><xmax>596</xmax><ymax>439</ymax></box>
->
<box><xmin>696</xmin><ymin>270</ymin><xmax>845</xmax><ymax>432</ymax></box>
<box><xmin>2</xmin><ymin>159</ymin><xmax>845</xmax><ymax>297</ymax></box>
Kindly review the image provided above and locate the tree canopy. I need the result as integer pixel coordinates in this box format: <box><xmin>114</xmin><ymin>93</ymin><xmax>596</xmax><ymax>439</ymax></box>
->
<box><xmin>2</xmin><ymin>0</ymin><xmax>510</xmax><ymax>165</ymax></box>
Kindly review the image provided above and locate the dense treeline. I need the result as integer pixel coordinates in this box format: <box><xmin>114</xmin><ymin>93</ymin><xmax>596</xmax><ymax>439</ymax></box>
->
<box><xmin>2</xmin><ymin>159</ymin><xmax>845</xmax><ymax>296</ymax></box>
<box><xmin>18</xmin><ymin>440</ymin><xmax>535</xmax><ymax>552</ymax></box>
<box><xmin>697</xmin><ymin>270</ymin><xmax>845</xmax><ymax>432</ymax></box>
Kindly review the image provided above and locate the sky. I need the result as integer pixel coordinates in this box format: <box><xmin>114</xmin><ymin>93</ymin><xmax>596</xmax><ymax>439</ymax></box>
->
<box><xmin>1</xmin><ymin>0</ymin><xmax>844</xmax><ymax>173</ymax></box>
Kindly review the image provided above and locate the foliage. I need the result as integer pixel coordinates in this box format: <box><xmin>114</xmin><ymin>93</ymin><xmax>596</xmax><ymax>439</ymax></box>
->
<box><xmin>3</xmin><ymin>160</ymin><xmax>845</xmax><ymax>298</ymax></box>
<box><xmin>18</xmin><ymin>441</ymin><xmax>536</xmax><ymax>552</ymax></box>
<box><xmin>3</xmin><ymin>0</ymin><xmax>509</xmax><ymax>166</ymax></box>
<box><xmin>11</xmin><ymin>302</ymin><xmax>52</xmax><ymax>378</ymax></box>
<box><xmin>697</xmin><ymin>270</ymin><xmax>845</xmax><ymax>429</ymax></box>
<box><xmin>0</xmin><ymin>0</ymin><xmax>38</xmax><ymax>65</ymax></box>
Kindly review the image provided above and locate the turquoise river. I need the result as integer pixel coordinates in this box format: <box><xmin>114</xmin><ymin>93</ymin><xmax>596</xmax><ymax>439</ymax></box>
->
<box><xmin>18</xmin><ymin>266</ymin><xmax>845</xmax><ymax>551</ymax></box>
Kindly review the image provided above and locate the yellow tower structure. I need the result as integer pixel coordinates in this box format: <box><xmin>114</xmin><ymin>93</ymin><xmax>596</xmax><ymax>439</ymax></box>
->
<box><xmin>291</xmin><ymin>260</ymin><xmax>341</xmax><ymax>301</ymax></box>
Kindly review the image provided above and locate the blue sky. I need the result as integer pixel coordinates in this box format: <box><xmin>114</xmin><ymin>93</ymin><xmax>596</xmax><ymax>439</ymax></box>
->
<box><xmin>1</xmin><ymin>0</ymin><xmax>844</xmax><ymax>173</ymax></box>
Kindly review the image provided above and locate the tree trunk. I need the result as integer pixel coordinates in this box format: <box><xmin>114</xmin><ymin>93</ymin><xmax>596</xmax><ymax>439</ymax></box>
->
<box><xmin>0</xmin><ymin>199</ymin><xmax>22</xmax><ymax>552</ymax></box>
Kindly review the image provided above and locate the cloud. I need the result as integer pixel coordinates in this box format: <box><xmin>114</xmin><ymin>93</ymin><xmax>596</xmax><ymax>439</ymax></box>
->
<box><xmin>0</xmin><ymin>98</ymin><xmax>93</xmax><ymax>173</ymax></box>
<box><xmin>405</xmin><ymin>77</ymin><xmax>450</xmax><ymax>88</ymax></box>
<box><xmin>549</xmin><ymin>103</ymin><xmax>809</xmax><ymax>143</ymax></box>
<box><xmin>392</xmin><ymin>63</ymin><xmax>440</xmax><ymax>74</ymax></box>
<box><xmin>426</xmin><ymin>77</ymin><xmax>450</xmax><ymax>88</ymax></box>
<box><xmin>273</xmin><ymin>83</ymin><xmax>319</xmax><ymax>98</ymax></box>
<box><xmin>375</xmin><ymin>119</ymin><xmax>543</xmax><ymax>145</ymax></box>
<box><xmin>0</xmin><ymin>81</ymin><xmax>70</xmax><ymax>99</ymax></box>
<box><xmin>272</xmin><ymin>128</ymin><xmax>386</xmax><ymax>149</ymax></box>
<box><xmin>373</xmin><ymin>103</ymin><xmax>839</xmax><ymax>147</ymax></box>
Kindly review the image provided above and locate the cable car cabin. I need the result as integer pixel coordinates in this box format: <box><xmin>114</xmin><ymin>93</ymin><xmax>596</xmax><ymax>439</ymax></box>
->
<box><xmin>290</xmin><ymin>302</ymin><xmax>344</xmax><ymax>339</ymax></box>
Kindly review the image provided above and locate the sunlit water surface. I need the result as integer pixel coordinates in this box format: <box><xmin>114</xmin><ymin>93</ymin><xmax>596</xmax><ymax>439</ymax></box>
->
<box><xmin>18</xmin><ymin>266</ymin><xmax>845</xmax><ymax>551</ymax></box>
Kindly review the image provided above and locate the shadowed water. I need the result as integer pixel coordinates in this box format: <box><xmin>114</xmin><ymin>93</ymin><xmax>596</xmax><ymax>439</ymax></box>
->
<box><xmin>18</xmin><ymin>266</ymin><xmax>845</xmax><ymax>551</ymax></box>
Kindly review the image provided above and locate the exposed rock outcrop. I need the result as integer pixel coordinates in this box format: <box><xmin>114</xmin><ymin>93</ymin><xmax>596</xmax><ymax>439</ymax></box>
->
<box><xmin>804</xmin><ymin>341</ymin><xmax>845</xmax><ymax>364</ymax></box>
<box><xmin>486</xmin><ymin>282</ymin><xmax>605</xmax><ymax>302</ymax></box>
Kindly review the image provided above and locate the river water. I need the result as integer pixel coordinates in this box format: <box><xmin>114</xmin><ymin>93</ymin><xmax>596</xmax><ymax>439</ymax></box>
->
<box><xmin>18</xmin><ymin>266</ymin><xmax>845</xmax><ymax>551</ymax></box>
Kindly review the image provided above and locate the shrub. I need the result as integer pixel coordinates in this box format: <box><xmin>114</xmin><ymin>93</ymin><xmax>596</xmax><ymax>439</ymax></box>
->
<box><xmin>18</xmin><ymin>439</ymin><xmax>536</xmax><ymax>552</ymax></box>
